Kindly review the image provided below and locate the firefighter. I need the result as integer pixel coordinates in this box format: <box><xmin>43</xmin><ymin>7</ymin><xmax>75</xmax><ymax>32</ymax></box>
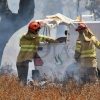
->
<box><xmin>16</xmin><ymin>21</ymin><xmax>59</xmax><ymax>85</ymax></box>
<box><xmin>74</xmin><ymin>23</ymin><xmax>100</xmax><ymax>83</ymax></box>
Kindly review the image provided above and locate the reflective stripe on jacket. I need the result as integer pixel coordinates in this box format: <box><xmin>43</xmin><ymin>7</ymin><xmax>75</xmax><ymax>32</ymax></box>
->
<box><xmin>75</xmin><ymin>36</ymin><xmax>100</xmax><ymax>59</ymax></box>
<box><xmin>17</xmin><ymin>33</ymin><xmax>58</xmax><ymax>62</ymax></box>
<box><xmin>75</xmin><ymin>40</ymin><xmax>81</xmax><ymax>52</ymax></box>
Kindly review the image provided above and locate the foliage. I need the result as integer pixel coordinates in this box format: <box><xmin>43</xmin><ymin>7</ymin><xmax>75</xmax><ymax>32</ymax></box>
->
<box><xmin>85</xmin><ymin>0</ymin><xmax>100</xmax><ymax>20</ymax></box>
<box><xmin>0</xmin><ymin>74</ymin><xmax>100</xmax><ymax>100</ymax></box>
<box><xmin>76</xmin><ymin>0</ymin><xmax>81</xmax><ymax>16</ymax></box>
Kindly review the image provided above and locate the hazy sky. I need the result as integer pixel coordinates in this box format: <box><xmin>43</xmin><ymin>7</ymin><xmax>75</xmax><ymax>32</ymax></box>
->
<box><xmin>7</xmin><ymin>0</ymin><xmax>90</xmax><ymax>20</ymax></box>
<box><xmin>7</xmin><ymin>0</ymin><xmax>20</xmax><ymax>13</ymax></box>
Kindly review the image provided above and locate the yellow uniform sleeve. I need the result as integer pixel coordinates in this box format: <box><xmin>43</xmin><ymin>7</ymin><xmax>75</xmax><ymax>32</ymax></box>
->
<box><xmin>74</xmin><ymin>39</ymin><xmax>81</xmax><ymax>59</ymax></box>
<box><xmin>39</xmin><ymin>34</ymin><xmax>59</xmax><ymax>43</ymax></box>
<box><xmin>92</xmin><ymin>36</ymin><xmax>100</xmax><ymax>49</ymax></box>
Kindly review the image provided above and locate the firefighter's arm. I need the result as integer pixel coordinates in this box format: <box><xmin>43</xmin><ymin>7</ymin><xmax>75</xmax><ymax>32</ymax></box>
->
<box><xmin>19</xmin><ymin>34</ymin><xmax>26</xmax><ymax>47</ymax></box>
<box><xmin>74</xmin><ymin>40</ymin><xmax>81</xmax><ymax>61</ymax></box>
<box><xmin>92</xmin><ymin>36</ymin><xmax>100</xmax><ymax>49</ymax></box>
<box><xmin>39</xmin><ymin>35</ymin><xmax>59</xmax><ymax>43</ymax></box>
<box><xmin>45</xmin><ymin>36</ymin><xmax>59</xmax><ymax>43</ymax></box>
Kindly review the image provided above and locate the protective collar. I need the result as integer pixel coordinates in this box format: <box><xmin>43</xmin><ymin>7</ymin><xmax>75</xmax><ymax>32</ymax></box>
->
<box><xmin>78</xmin><ymin>29</ymin><xmax>94</xmax><ymax>41</ymax></box>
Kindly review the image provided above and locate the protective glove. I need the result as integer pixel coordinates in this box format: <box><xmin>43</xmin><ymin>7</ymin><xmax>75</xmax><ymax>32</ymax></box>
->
<box><xmin>74</xmin><ymin>51</ymin><xmax>80</xmax><ymax>62</ymax></box>
<box><xmin>74</xmin><ymin>58</ymin><xmax>79</xmax><ymax>62</ymax></box>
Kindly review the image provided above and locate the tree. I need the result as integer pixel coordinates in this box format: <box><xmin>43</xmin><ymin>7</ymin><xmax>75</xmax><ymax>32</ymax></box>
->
<box><xmin>0</xmin><ymin>0</ymin><xmax>35</xmax><ymax>65</ymax></box>
<box><xmin>85</xmin><ymin>0</ymin><xmax>100</xmax><ymax>20</ymax></box>
<box><xmin>76</xmin><ymin>0</ymin><xmax>81</xmax><ymax>16</ymax></box>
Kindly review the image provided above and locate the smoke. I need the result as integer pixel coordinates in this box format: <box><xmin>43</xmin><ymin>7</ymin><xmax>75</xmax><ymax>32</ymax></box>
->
<box><xmin>1</xmin><ymin>0</ymin><xmax>93</xmax><ymax>81</ymax></box>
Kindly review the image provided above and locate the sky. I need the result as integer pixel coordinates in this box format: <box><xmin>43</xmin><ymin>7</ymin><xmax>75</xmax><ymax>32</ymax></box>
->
<box><xmin>7</xmin><ymin>0</ymin><xmax>91</xmax><ymax>20</ymax></box>
<box><xmin>7</xmin><ymin>0</ymin><xmax>20</xmax><ymax>13</ymax></box>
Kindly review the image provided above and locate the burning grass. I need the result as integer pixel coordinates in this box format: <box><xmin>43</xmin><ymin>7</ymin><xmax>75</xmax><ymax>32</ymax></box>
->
<box><xmin>0</xmin><ymin>74</ymin><xmax>100</xmax><ymax>100</ymax></box>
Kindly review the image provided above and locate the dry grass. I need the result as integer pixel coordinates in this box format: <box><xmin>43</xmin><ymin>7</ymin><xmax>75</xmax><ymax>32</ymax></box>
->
<box><xmin>0</xmin><ymin>74</ymin><xmax>100</xmax><ymax>100</ymax></box>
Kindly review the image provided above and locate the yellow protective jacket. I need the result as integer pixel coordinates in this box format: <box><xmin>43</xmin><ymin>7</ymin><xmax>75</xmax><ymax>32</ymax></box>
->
<box><xmin>74</xmin><ymin>29</ymin><xmax>100</xmax><ymax>59</ymax></box>
<box><xmin>17</xmin><ymin>32</ymin><xmax>58</xmax><ymax>62</ymax></box>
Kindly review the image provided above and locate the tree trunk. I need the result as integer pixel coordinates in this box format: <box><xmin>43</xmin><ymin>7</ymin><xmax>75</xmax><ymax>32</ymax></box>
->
<box><xmin>0</xmin><ymin>0</ymin><xmax>35</xmax><ymax>65</ymax></box>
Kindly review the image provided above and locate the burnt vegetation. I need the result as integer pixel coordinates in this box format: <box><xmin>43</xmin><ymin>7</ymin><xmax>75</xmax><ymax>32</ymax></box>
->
<box><xmin>0</xmin><ymin>74</ymin><xmax>100</xmax><ymax>100</ymax></box>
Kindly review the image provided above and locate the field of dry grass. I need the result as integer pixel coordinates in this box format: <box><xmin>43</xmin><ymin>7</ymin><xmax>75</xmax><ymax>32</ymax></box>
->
<box><xmin>0</xmin><ymin>74</ymin><xmax>100</xmax><ymax>100</ymax></box>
